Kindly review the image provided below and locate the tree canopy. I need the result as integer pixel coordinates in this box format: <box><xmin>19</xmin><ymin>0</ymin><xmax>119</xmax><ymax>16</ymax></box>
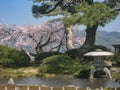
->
<box><xmin>62</xmin><ymin>2</ymin><xmax>118</xmax><ymax>27</ymax></box>
<box><xmin>32</xmin><ymin>0</ymin><xmax>120</xmax><ymax>16</ymax></box>
<box><xmin>32</xmin><ymin>0</ymin><xmax>120</xmax><ymax>32</ymax></box>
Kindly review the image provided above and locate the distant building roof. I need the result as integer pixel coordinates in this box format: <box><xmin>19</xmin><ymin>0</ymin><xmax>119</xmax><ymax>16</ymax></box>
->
<box><xmin>112</xmin><ymin>44</ymin><xmax>120</xmax><ymax>48</ymax></box>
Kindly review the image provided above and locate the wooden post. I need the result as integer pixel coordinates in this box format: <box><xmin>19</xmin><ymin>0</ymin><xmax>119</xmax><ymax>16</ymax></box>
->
<box><xmin>100</xmin><ymin>87</ymin><xmax>103</xmax><ymax>90</ymax></box>
<box><xmin>62</xmin><ymin>87</ymin><xmax>64</xmax><ymax>90</ymax></box>
<box><xmin>51</xmin><ymin>87</ymin><xmax>53</xmax><ymax>90</ymax></box>
<box><xmin>27</xmin><ymin>86</ymin><xmax>29</xmax><ymax>90</ymax></box>
<box><xmin>114</xmin><ymin>87</ymin><xmax>117</xmax><ymax>90</ymax></box>
<box><xmin>39</xmin><ymin>86</ymin><xmax>41</xmax><ymax>90</ymax></box>
<box><xmin>5</xmin><ymin>86</ymin><xmax>7</xmax><ymax>90</ymax></box>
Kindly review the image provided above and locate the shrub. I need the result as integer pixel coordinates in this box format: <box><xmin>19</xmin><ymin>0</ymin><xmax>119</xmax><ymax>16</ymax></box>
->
<box><xmin>39</xmin><ymin>54</ymin><xmax>93</xmax><ymax>77</ymax></box>
<box><xmin>35</xmin><ymin>51</ymin><xmax>63</xmax><ymax>64</ymax></box>
<box><xmin>66</xmin><ymin>60</ymin><xmax>93</xmax><ymax>77</ymax></box>
<box><xmin>0</xmin><ymin>58</ymin><xmax>14</xmax><ymax>67</ymax></box>
<box><xmin>111</xmin><ymin>53</ymin><xmax>120</xmax><ymax>65</ymax></box>
<box><xmin>65</xmin><ymin>48</ymin><xmax>79</xmax><ymax>59</ymax></box>
<box><xmin>8</xmin><ymin>49</ymin><xmax>30</xmax><ymax>67</ymax></box>
<box><xmin>39</xmin><ymin>55</ymin><xmax>71</xmax><ymax>74</ymax></box>
<box><xmin>0</xmin><ymin>45</ymin><xmax>30</xmax><ymax>67</ymax></box>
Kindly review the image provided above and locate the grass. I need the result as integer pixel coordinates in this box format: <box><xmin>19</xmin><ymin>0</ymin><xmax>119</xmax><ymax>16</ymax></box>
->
<box><xmin>112</xmin><ymin>72</ymin><xmax>120</xmax><ymax>80</ymax></box>
<box><xmin>0</xmin><ymin>66</ymin><xmax>58</xmax><ymax>78</ymax></box>
<box><xmin>0</xmin><ymin>66</ymin><xmax>39</xmax><ymax>77</ymax></box>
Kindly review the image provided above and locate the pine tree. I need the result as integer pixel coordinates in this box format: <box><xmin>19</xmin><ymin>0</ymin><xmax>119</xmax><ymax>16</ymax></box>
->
<box><xmin>32</xmin><ymin>0</ymin><xmax>120</xmax><ymax>57</ymax></box>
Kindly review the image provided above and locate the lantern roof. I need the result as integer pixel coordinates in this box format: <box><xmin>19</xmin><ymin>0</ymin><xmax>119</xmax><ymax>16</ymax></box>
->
<box><xmin>84</xmin><ymin>49</ymin><xmax>114</xmax><ymax>57</ymax></box>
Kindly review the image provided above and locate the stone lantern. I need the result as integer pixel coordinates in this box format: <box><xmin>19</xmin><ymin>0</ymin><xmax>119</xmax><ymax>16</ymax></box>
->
<box><xmin>84</xmin><ymin>49</ymin><xmax>114</xmax><ymax>79</ymax></box>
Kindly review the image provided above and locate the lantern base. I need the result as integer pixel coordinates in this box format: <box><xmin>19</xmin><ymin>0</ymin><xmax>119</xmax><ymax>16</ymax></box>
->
<box><xmin>89</xmin><ymin>67</ymin><xmax>112</xmax><ymax>79</ymax></box>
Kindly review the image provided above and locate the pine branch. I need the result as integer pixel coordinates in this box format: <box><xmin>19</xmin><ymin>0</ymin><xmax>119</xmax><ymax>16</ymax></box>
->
<box><xmin>37</xmin><ymin>0</ymin><xmax>64</xmax><ymax>14</ymax></box>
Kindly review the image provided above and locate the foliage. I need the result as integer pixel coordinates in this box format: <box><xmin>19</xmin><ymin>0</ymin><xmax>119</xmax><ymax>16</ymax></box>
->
<box><xmin>32</xmin><ymin>0</ymin><xmax>120</xmax><ymax>15</ymax></box>
<box><xmin>0</xmin><ymin>58</ymin><xmax>14</xmax><ymax>67</ymax></box>
<box><xmin>69</xmin><ymin>61</ymin><xmax>93</xmax><ymax>77</ymax></box>
<box><xmin>35</xmin><ymin>51</ymin><xmax>63</xmax><ymax>63</ymax></box>
<box><xmin>111</xmin><ymin>53</ymin><xmax>120</xmax><ymax>65</ymax></box>
<box><xmin>65</xmin><ymin>48</ymin><xmax>79</xmax><ymax>59</ymax></box>
<box><xmin>62</xmin><ymin>2</ymin><xmax>118</xmax><ymax>27</ymax></box>
<box><xmin>0</xmin><ymin>45</ymin><xmax>30</xmax><ymax>68</ymax></box>
<box><xmin>39</xmin><ymin>55</ymin><xmax>71</xmax><ymax>74</ymax></box>
<box><xmin>39</xmin><ymin>55</ymin><xmax>93</xmax><ymax>77</ymax></box>
<box><xmin>32</xmin><ymin>0</ymin><xmax>119</xmax><ymax>27</ymax></box>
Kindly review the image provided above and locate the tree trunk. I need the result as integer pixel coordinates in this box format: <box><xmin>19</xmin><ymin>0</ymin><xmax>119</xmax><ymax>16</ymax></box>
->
<box><xmin>83</xmin><ymin>25</ymin><xmax>98</xmax><ymax>48</ymax></box>
<box><xmin>66</xmin><ymin>26</ymin><xmax>74</xmax><ymax>50</ymax></box>
<box><xmin>78</xmin><ymin>25</ymin><xmax>98</xmax><ymax>57</ymax></box>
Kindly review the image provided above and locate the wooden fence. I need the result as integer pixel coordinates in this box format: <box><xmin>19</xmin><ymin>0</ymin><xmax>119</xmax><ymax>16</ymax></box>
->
<box><xmin>0</xmin><ymin>85</ymin><xmax>120</xmax><ymax>90</ymax></box>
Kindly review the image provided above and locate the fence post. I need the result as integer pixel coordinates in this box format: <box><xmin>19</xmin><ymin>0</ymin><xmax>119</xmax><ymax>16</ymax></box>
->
<box><xmin>114</xmin><ymin>87</ymin><xmax>117</xmax><ymax>90</ymax></box>
<box><xmin>5</xmin><ymin>86</ymin><xmax>7</xmax><ymax>90</ymax></box>
<box><xmin>27</xmin><ymin>86</ymin><xmax>29</xmax><ymax>90</ymax></box>
<box><xmin>39</xmin><ymin>86</ymin><xmax>41</xmax><ymax>90</ymax></box>
<box><xmin>51</xmin><ymin>87</ymin><xmax>53</xmax><ymax>90</ymax></box>
<box><xmin>100</xmin><ymin>87</ymin><xmax>103</xmax><ymax>90</ymax></box>
<box><xmin>86</xmin><ymin>87</ymin><xmax>90</xmax><ymax>90</ymax></box>
<box><xmin>15</xmin><ymin>86</ymin><xmax>17</xmax><ymax>90</ymax></box>
<box><xmin>75</xmin><ymin>86</ymin><xmax>79</xmax><ymax>90</ymax></box>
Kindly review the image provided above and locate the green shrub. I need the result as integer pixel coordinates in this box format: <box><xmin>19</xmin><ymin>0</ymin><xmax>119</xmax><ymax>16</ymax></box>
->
<box><xmin>0</xmin><ymin>45</ymin><xmax>30</xmax><ymax>67</ymax></box>
<box><xmin>39</xmin><ymin>54</ymin><xmax>93</xmax><ymax>77</ymax></box>
<box><xmin>39</xmin><ymin>55</ymin><xmax>71</xmax><ymax>74</ymax></box>
<box><xmin>111</xmin><ymin>53</ymin><xmax>120</xmax><ymax>65</ymax></box>
<box><xmin>35</xmin><ymin>51</ymin><xmax>63</xmax><ymax>63</ymax></box>
<box><xmin>0</xmin><ymin>45</ymin><xmax>11</xmax><ymax>58</ymax></box>
<box><xmin>9</xmin><ymin>49</ymin><xmax>30</xmax><ymax>67</ymax></box>
<box><xmin>0</xmin><ymin>58</ymin><xmax>14</xmax><ymax>67</ymax></box>
<box><xmin>65</xmin><ymin>48</ymin><xmax>79</xmax><ymax>59</ymax></box>
<box><xmin>66</xmin><ymin>60</ymin><xmax>93</xmax><ymax>77</ymax></box>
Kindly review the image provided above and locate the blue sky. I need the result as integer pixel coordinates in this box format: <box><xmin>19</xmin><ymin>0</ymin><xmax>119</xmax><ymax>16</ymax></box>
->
<box><xmin>0</xmin><ymin>0</ymin><xmax>120</xmax><ymax>32</ymax></box>
<box><xmin>0</xmin><ymin>0</ymin><xmax>57</xmax><ymax>25</ymax></box>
